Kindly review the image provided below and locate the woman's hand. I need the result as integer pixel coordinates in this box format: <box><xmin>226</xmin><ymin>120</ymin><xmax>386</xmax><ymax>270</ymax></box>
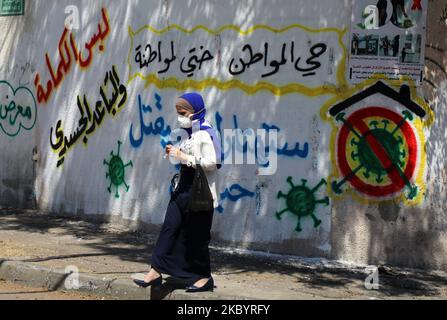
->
<box><xmin>167</xmin><ymin>146</ymin><xmax>188</xmax><ymax>162</ymax></box>
<box><xmin>165</xmin><ymin>144</ymin><xmax>173</xmax><ymax>157</ymax></box>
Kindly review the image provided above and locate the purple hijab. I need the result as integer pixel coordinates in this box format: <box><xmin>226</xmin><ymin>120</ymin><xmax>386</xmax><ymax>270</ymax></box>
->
<box><xmin>180</xmin><ymin>93</ymin><xmax>222</xmax><ymax>168</ymax></box>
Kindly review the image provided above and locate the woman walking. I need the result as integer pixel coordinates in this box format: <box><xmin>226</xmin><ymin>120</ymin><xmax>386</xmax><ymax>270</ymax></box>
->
<box><xmin>134</xmin><ymin>92</ymin><xmax>221</xmax><ymax>293</ymax></box>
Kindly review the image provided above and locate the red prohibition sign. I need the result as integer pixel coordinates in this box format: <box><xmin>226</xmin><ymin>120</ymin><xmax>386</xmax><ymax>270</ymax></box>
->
<box><xmin>337</xmin><ymin>107</ymin><xmax>418</xmax><ymax>197</ymax></box>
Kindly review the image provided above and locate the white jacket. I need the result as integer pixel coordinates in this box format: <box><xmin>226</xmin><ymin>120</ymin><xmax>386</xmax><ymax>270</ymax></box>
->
<box><xmin>177</xmin><ymin>130</ymin><xmax>219</xmax><ymax>209</ymax></box>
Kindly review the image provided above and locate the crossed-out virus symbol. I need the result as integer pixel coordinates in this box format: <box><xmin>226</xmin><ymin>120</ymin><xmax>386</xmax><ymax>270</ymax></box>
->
<box><xmin>104</xmin><ymin>140</ymin><xmax>133</xmax><ymax>198</ymax></box>
<box><xmin>276</xmin><ymin>177</ymin><xmax>329</xmax><ymax>232</ymax></box>
<box><xmin>332</xmin><ymin>107</ymin><xmax>418</xmax><ymax>200</ymax></box>
<box><xmin>350</xmin><ymin>117</ymin><xmax>406</xmax><ymax>183</ymax></box>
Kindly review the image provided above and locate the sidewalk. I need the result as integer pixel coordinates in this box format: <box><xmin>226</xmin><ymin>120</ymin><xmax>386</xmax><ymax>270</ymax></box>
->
<box><xmin>1</xmin><ymin>209</ymin><xmax>446</xmax><ymax>300</ymax></box>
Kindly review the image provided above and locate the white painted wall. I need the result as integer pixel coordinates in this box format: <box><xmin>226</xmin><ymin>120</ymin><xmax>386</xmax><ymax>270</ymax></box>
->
<box><xmin>0</xmin><ymin>0</ymin><xmax>446</xmax><ymax>270</ymax></box>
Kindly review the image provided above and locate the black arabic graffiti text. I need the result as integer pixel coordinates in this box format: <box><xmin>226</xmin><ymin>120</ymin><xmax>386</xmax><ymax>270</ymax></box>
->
<box><xmin>134</xmin><ymin>40</ymin><xmax>328</xmax><ymax>78</ymax></box>
<box><xmin>50</xmin><ymin>65</ymin><xmax>127</xmax><ymax>168</ymax></box>
<box><xmin>135</xmin><ymin>41</ymin><xmax>213</xmax><ymax>77</ymax></box>
<box><xmin>229</xmin><ymin>42</ymin><xmax>327</xmax><ymax>78</ymax></box>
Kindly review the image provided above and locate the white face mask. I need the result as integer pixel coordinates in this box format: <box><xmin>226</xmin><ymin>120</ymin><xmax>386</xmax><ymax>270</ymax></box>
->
<box><xmin>178</xmin><ymin>115</ymin><xmax>193</xmax><ymax>128</ymax></box>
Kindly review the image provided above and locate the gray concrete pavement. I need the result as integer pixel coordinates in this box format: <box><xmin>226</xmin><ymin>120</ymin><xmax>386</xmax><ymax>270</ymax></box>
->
<box><xmin>1</xmin><ymin>209</ymin><xmax>446</xmax><ymax>300</ymax></box>
<box><xmin>0</xmin><ymin>279</ymin><xmax>109</xmax><ymax>300</ymax></box>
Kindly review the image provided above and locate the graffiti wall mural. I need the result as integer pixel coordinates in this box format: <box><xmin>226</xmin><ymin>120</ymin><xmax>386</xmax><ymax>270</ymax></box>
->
<box><xmin>321</xmin><ymin>78</ymin><xmax>434</xmax><ymax>205</ymax></box>
<box><xmin>0</xmin><ymin>81</ymin><xmax>37</xmax><ymax>137</ymax></box>
<box><xmin>129</xmin><ymin>92</ymin><xmax>171</xmax><ymax>149</ymax></box>
<box><xmin>34</xmin><ymin>7</ymin><xmax>110</xmax><ymax>104</ymax></box>
<box><xmin>49</xmin><ymin>64</ymin><xmax>127</xmax><ymax>167</ymax></box>
<box><xmin>1</xmin><ymin>0</ymin><xmax>445</xmax><ymax>269</ymax></box>
<box><xmin>127</xmin><ymin>22</ymin><xmax>347</xmax><ymax>96</ymax></box>
<box><xmin>104</xmin><ymin>140</ymin><xmax>133</xmax><ymax>198</ymax></box>
<box><xmin>276</xmin><ymin>177</ymin><xmax>329</xmax><ymax>232</ymax></box>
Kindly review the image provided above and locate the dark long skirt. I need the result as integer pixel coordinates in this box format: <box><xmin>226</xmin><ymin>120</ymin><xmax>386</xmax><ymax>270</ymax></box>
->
<box><xmin>150</xmin><ymin>165</ymin><xmax>214</xmax><ymax>282</ymax></box>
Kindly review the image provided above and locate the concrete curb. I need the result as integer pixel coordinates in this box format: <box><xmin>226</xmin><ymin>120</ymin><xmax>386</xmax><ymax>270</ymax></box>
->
<box><xmin>0</xmin><ymin>259</ymin><xmax>257</xmax><ymax>300</ymax></box>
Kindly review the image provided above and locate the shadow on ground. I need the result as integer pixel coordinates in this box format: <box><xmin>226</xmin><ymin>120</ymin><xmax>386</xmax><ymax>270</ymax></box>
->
<box><xmin>1</xmin><ymin>208</ymin><xmax>446</xmax><ymax>298</ymax></box>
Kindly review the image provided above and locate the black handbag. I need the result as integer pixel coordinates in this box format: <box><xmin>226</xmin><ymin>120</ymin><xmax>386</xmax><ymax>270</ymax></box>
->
<box><xmin>187</xmin><ymin>164</ymin><xmax>214</xmax><ymax>212</ymax></box>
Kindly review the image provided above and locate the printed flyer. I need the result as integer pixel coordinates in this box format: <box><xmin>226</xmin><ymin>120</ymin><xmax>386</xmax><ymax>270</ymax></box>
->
<box><xmin>349</xmin><ymin>0</ymin><xmax>428</xmax><ymax>86</ymax></box>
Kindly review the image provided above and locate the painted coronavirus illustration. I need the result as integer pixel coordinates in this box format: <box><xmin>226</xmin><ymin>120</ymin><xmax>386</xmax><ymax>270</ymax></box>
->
<box><xmin>276</xmin><ymin>177</ymin><xmax>329</xmax><ymax>232</ymax></box>
<box><xmin>327</xmin><ymin>82</ymin><xmax>428</xmax><ymax>203</ymax></box>
<box><xmin>332</xmin><ymin>107</ymin><xmax>418</xmax><ymax>200</ymax></box>
<box><xmin>103</xmin><ymin>140</ymin><xmax>133</xmax><ymax>198</ymax></box>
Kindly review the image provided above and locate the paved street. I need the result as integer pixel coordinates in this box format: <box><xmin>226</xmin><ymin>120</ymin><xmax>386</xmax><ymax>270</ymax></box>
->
<box><xmin>1</xmin><ymin>209</ymin><xmax>447</xmax><ymax>300</ymax></box>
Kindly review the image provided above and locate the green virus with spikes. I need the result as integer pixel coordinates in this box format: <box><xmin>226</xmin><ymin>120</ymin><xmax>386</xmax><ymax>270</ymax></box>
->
<box><xmin>103</xmin><ymin>140</ymin><xmax>133</xmax><ymax>198</ymax></box>
<box><xmin>332</xmin><ymin>110</ymin><xmax>418</xmax><ymax>200</ymax></box>
<box><xmin>351</xmin><ymin>118</ymin><xmax>406</xmax><ymax>183</ymax></box>
<box><xmin>276</xmin><ymin>177</ymin><xmax>329</xmax><ymax>232</ymax></box>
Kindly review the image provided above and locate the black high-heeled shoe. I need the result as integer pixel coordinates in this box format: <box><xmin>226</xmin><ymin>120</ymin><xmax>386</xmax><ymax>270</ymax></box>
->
<box><xmin>133</xmin><ymin>276</ymin><xmax>162</xmax><ymax>288</ymax></box>
<box><xmin>185</xmin><ymin>277</ymin><xmax>214</xmax><ymax>293</ymax></box>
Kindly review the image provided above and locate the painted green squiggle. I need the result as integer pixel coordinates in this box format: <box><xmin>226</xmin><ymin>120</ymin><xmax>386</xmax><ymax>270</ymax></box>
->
<box><xmin>0</xmin><ymin>81</ymin><xmax>37</xmax><ymax>137</ymax></box>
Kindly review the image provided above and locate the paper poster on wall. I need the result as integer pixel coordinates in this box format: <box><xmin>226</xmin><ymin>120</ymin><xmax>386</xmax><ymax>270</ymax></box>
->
<box><xmin>0</xmin><ymin>0</ymin><xmax>24</xmax><ymax>16</ymax></box>
<box><xmin>348</xmin><ymin>0</ymin><xmax>428</xmax><ymax>86</ymax></box>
